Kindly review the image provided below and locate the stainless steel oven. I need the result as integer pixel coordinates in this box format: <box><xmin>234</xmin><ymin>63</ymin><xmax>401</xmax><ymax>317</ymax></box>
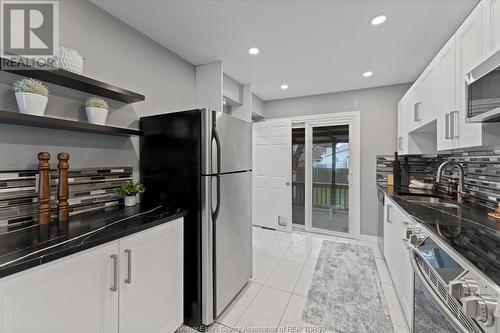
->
<box><xmin>409</xmin><ymin>236</ymin><xmax>485</xmax><ymax>333</ymax></box>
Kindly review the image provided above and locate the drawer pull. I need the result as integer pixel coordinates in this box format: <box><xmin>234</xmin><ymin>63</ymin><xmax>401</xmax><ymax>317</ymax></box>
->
<box><xmin>110</xmin><ymin>254</ymin><xmax>118</xmax><ymax>292</ymax></box>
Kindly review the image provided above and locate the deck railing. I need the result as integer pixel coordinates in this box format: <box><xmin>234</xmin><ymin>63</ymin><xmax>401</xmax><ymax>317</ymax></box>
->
<box><xmin>292</xmin><ymin>181</ymin><xmax>349</xmax><ymax>210</ymax></box>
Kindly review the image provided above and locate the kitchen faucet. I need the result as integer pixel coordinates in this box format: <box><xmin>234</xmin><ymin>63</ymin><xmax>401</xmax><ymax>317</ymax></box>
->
<box><xmin>436</xmin><ymin>160</ymin><xmax>466</xmax><ymax>203</ymax></box>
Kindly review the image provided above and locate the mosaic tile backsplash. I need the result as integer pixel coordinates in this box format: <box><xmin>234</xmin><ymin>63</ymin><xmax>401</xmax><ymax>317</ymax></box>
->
<box><xmin>377</xmin><ymin>149</ymin><xmax>500</xmax><ymax>210</ymax></box>
<box><xmin>0</xmin><ymin>167</ymin><xmax>133</xmax><ymax>226</ymax></box>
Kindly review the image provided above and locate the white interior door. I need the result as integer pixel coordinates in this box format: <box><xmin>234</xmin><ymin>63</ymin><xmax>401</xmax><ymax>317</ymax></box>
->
<box><xmin>252</xmin><ymin>120</ymin><xmax>292</xmax><ymax>232</ymax></box>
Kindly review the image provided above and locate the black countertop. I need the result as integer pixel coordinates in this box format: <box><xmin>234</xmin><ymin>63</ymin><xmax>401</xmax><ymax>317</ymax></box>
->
<box><xmin>0</xmin><ymin>205</ymin><xmax>187</xmax><ymax>279</ymax></box>
<box><xmin>379</xmin><ymin>185</ymin><xmax>500</xmax><ymax>286</ymax></box>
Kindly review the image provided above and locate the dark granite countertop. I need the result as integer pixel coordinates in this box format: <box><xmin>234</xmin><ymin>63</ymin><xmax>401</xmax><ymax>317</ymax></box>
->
<box><xmin>378</xmin><ymin>185</ymin><xmax>500</xmax><ymax>286</ymax></box>
<box><xmin>0</xmin><ymin>205</ymin><xmax>187</xmax><ymax>279</ymax></box>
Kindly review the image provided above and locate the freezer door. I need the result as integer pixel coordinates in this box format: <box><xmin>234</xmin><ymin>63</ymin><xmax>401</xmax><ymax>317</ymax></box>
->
<box><xmin>201</xmin><ymin>110</ymin><xmax>252</xmax><ymax>175</ymax></box>
<box><xmin>214</xmin><ymin>171</ymin><xmax>252</xmax><ymax>318</ymax></box>
<box><xmin>214</xmin><ymin>112</ymin><xmax>252</xmax><ymax>174</ymax></box>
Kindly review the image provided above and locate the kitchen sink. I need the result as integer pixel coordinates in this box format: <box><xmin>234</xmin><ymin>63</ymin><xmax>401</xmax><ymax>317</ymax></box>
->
<box><xmin>398</xmin><ymin>195</ymin><xmax>463</xmax><ymax>209</ymax></box>
<box><xmin>423</xmin><ymin>202</ymin><xmax>462</xmax><ymax>209</ymax></box>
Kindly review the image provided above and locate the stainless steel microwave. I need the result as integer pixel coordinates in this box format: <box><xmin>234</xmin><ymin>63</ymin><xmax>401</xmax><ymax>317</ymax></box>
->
<box><xmin>466</xmin><ymin>49</ymin><xmax>500</xmax><ymax>122</ymax></box>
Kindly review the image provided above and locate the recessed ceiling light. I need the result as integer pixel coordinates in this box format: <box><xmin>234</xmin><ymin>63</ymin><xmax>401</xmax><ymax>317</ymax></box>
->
<box><xmin>248</xmin><ymin>47</ymin><xmax>260</xmax><ymax>55</ymax></box>
<box><xmin>281</xmin><ymin>84</ymin><xmax>289</xmax><ymax>90</ymax></box>
<box><xmin>371</xmin><ymin>15</ymin><xmax>387</xmax><ymax>26</ymax></box>
<box><xmin>363</xmin><ymin>71</ymin><xmax>373</xmax><ymax>77</ymax></box>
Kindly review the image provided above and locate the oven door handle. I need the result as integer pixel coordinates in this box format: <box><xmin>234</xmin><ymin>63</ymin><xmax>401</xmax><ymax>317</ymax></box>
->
<box><xmin>409</xmin><ymin>248</ymin><xmax>471</xmax><ymax>333</ymax></box>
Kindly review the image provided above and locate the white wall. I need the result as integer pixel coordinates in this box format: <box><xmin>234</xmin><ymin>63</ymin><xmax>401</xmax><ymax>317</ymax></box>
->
<box><xmin>252</xmin><ymin>94</ymin><xmax>266</xmax><ymax>119</ymax></box>
<box><xmin>0</xmin><ymin>0</ymin><xmax>195</xmax><ymax>172</ymax></box>
<box><xmin>264</xmin><ymin>83</ymin><xmax>411</xmax><ymax>236</ymax></box>
<box><xmin>223</xmin><ymin>74</ymin><xmax>242</xmax><ymax>104</ymax></box>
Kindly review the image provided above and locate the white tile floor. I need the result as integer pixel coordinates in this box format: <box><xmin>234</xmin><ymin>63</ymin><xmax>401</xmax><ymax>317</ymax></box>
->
<box><xmin>213</xmin><ymin>226</ymin><xmax>411</xmax><ymax>333</ymax></box>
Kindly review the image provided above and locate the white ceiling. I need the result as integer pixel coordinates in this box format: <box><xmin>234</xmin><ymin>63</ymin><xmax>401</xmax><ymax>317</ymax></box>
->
<box><xmin>92</xmin><ymin>0</ymin><xmax>479</xmax><ymax>101</ymax></box>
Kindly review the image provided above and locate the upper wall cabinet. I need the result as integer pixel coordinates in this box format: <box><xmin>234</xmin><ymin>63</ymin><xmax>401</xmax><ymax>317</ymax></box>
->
<box><xmin>482</xmin><ymin>0</ymin><xmax>500</xmax><ymax>60</ymax></box>
<box><xmin>397</xmin><ymin>100</ymin><xmax>409</xmax><ymax>155</ymax></box>
<box><xmin>420</xmin><ymin>60</ymin><xmax>440</xmax><ymax>126</ymax></box>
<box><xmin>455</xmin><ymin>4</ymin><xmax>485</xmax><ymax>149</ymax></box>
<box><xmin>456</xmin><ymin>4</ymin><xmax>483</xmax><ymax>75</ymax></box>
<box><xmin>437</xmin><ymin>36</ymin><xmax>457</xmax><ymax>151</ymax></box>
<box><xmin>398</xmin><ymin>1</ymin><xmax>500</xmax><ymax>154</ymax></box>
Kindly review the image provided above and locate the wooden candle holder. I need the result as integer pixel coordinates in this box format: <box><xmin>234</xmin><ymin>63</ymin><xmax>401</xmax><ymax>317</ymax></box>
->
<box><xmin>57</xmin><ymin>152</ymin><xmax>70</xmax><ymax>222</ymax></box>
<box><xmin>37</xmin><ymin>152</ymin><xmax>51</xmax><ymax>225</ymax></box>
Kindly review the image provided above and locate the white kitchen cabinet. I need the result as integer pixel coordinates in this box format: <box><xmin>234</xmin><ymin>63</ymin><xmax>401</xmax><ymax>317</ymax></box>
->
<box><xmin>406</xmin><ymin>83</ymin><xmax>422</xmax><ymax>133</ymax></box>
<box><xmin>397</xmin><ymin>217</ymin><xmax>414</xmax><ymax>329</ymax></box>
<box><xmin>455</xmin><ymin>3</ymin><xmax>484</xmax><ymax>149</ymax></box>
<box><xmin>119</xmin><ymin>220</ymin><xmax>184</xmax><ymax>333</ymax></box>
<box><xmin>482</xmin><ymin>0</ymin><xmax>500</xmax><ymax>60</ymax></box>
<box><xmin>0</xmin><ymin>242</ymin><xmax>120</xmax><ymax>333</ymax></box>
<box><xmin>397</xmin><ymin>101</ymin><xmax>408</xmax><ymax>155</ymax></box>
<box><xmin>383</xmin><ymin>196</ymin><xmax>414</xmax><ymax>328</ymax></box>
<box><xmin>0</xmin><ymin>219</ymin><xmax>184</xmax><ymax>333</ymax></box>
<box><xmin>437</xmin><ymin>36</ymin><xmax>457</xmax><ymax>151</ymax></box>
<box><xmin>420</xmin><ymin>60</ymin><xmax>440</xmax><ymax>125</ymax></box>
<box><xmin>399</xmin><ymin>1</ymin><xmax>500</xmax><ymax>152</ymax></box>
<box><xmin>404</xmin><ymin>60</ymin><xmax>439</xmax><ymax>135</ymax></box>
<box><xmin>383</xmin><ymin>197</ymin><xmax>402</xmax><ymax>292</ymax></box>
<box><xmin>401</xmin><ymin>73</ymin><xmax>439</xmax><ymax>155</ymax></box>
<box><xmin>383</xmin><ymin>197</ymin><xmax>393</xmax><ymax>268</ymax></box>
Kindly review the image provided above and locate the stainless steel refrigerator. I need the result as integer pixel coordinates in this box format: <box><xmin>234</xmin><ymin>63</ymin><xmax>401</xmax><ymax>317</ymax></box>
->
<box><xmin>140</xmin><ymin>109</ymin><xmax>252</xmax><ymax>329</ymax></box>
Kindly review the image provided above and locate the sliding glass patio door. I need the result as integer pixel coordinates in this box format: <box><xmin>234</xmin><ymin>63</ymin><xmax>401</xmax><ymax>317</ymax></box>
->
<box><xmin>292</xmin><ymin>121</ymin><xmax>354</xmax><ymax>237</ymax></box>
<box><xmin>309</xmin><ymin>124</ymin><xmax>350</xmax><ymax>234</ymax></box>
<box><xmin>292</xmin><ymin>127</ymin><xmax>306</xmax><ymax>228</ymax></box>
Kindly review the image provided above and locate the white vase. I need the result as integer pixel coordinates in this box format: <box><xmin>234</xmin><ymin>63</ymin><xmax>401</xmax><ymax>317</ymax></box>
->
<box><xmin>54</xmin><ymin>47</ymin><xmax>84</xmax><ymax>74</ymax></box>
<box><xmin>85</xmin><ymin>107</ymin><xmax>108</xmax><ymax>125</ymax></box>
<box><xmin>124</xmin><ymin>195</ymin><xmax>137</xmax><ymax>207</ymax></box>
<box><xmin>15</xmin><ymin>92</ymin><xmax>48</xmax><ymax>116</ymax></box>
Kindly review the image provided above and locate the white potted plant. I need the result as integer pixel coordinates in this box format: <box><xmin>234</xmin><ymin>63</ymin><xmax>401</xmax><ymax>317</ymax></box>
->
<box><xmin>13</xmin><ymin>78</ymin><xmax>49</xmax><ymax>116</ymax></box>
<box><xmin>85</xmin><ymin>97</ymin><xmax>109</xmax><ymax>125</ymax></box>
<box><xmin>114</xmin><ymin>181</ymin><xmax>145</xmax><ymax>207</ymax></box>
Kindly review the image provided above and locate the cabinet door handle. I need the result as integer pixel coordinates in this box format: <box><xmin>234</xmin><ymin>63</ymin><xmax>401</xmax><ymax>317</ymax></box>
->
<box><xmin>414</xmin><ymin>102</ymin><xmax>422</xmax><ymax>122</ymax></box>
<box><xmin>110</xmin><ymin>254</ymin><xmax>118</xmax><ymax>292</ymax></box>
<box><xmin>386</xmin><ymin>205</ymin><xmax>392</xmax><ymax>223</ymax></box>
<box><xmin>445</xmin><ymin>113</ymin><xmax>451</xmax><ymax>139</ymax></box>
<box><xmin>450</xmin><ymin>111</ymin><xmax>459</xmax><ymax>139</ymax></box>
<box><xmin>124</xmin><ymin>249</ymin><xmax>132</xmax><ymax>284</ymax></box>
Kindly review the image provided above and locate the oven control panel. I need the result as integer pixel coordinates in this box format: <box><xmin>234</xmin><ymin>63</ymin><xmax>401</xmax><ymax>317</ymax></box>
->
<box><xmin>449</xmin><ymin>273</ymin><xmax>500</xmax><ymax>330</ymax></box>
<box><xmin>461</xmin><ymin>294</ymin><xmax>498</xmax><ymax>327</ymax></box>
<box><xmin>407</xmin><ymin>224</ymin><xmax>500</xmax><ymax>333</ymax></box>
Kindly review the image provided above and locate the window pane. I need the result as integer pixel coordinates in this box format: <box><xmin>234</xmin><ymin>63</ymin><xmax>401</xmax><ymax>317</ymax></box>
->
<box><xmin>292</xmin><ymin>128</ymin><xmax>305</xmax><ymax>226</ymax></box>
<box><xmin>311</xmin><ymin>125</ymin><xmax>349</xmax><ymax>233</ymax></box>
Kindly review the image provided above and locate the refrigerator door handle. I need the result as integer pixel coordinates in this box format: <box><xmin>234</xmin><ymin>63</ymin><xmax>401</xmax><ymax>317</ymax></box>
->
<box><xmin>212</xmin><ymin>174</ymin><xmax>221</xmax><ymax>222</ymax></box>
<box><xmin>212</xmin><ymin>127</ymin><xmax>221</xmax><ymax>174</ymax></box>
<box><xmin>212</xmin><ymin>127</ymin><xmax>221</xmax><ymax>222</ymax></box>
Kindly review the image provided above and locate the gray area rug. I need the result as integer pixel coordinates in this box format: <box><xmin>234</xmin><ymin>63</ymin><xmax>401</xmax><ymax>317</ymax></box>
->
<box><xmin>302</xmin><ymin>241</ymin><xmax>394</xmax><ymax>333</ymax></box>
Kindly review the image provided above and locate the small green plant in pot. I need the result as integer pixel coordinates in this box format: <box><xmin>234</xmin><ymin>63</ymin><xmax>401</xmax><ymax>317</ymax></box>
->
<box><xmin>13</xmin><ymin>78</ymin><xmax>49</xmax><ymax>116</ymax></box>
<box><xmin>114</xmin><ymin>181</ymin><xmax>145</xmax><ymax>207</ymax></box>
<box><xmin>85</xmin><ymin>97</ymin><xmax>109</xmax><ymax>125</ymax></box>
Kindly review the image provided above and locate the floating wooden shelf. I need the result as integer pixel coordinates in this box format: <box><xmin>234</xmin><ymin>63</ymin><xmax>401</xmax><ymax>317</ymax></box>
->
<box><xmin>0</xmin><ymin>110</ymin><xmax>143</xmax><ymax>137</ymax></box>
<box><xmin>0</xmin><ymin>58</ymin><xmax>145</xmax><ymax>103</ymax></box>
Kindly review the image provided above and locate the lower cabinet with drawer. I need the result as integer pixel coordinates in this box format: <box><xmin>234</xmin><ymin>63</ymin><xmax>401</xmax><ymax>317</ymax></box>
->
<box><xmin>0</xmin><ymin>218</ymin><xmax>184</xmax><ymax>333</ymax></box>
<box><xmin>384</xmin><ymin>196</ymin><xmax>414</xmax><ymax>330</ymax></box>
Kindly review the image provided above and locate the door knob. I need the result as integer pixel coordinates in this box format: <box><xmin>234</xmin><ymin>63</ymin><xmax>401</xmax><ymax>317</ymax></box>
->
<box><xmin>286</xmin><ymin>182</ymin><xmax>290</xmax><ymax>186</ymax></box>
